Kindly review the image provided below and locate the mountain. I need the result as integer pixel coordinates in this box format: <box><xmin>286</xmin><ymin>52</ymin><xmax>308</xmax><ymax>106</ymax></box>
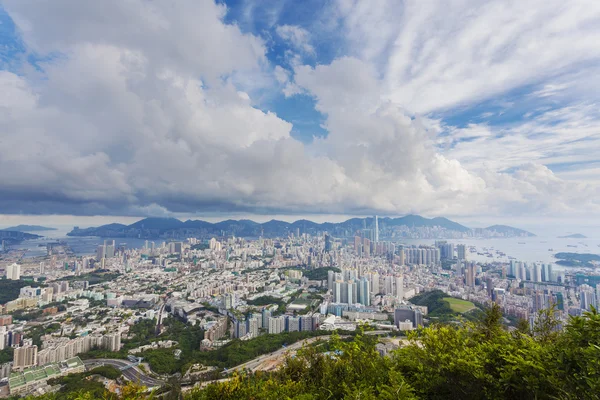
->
<box><xmin>390</xmin><ymin>215</ymin><xmax>470</xmax><ymax>232</ymax></box>
<box><xmin>558</xmin><ymin>233</ymin><xmax>587</xmax><ymax>239</ymax></box>
<box><xmin>2</xmin><ymin>225</ymin><xmax>56</xmax><ymax>232</ymax></box>
<box><xmin>484</xmin><ymin>225</ymin><xmax>536</xmax><ymax>237</ymax></box>
<box><xmin>0</xmin><ymin>230</ymin><xmax>42</xmax><ymax>244</ymax></box>
<box><xmin>68</xmin><ymin>223</ymin><xmax>128</xmax><ymax>237</ymax></box>
<box><xmin>128</xmin><ymin>217</ymin><xmax>184</xmax><ymax>230</ymax></box>
<box><xmin>67</xmin><ymin>215</ymin><xmax>530</xmax><ymax>240</ymax></box>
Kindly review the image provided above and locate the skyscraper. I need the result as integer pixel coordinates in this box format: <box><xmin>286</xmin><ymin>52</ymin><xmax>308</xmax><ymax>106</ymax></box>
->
<box><xmin>457</xmin><ymin>244</ymin><xmax>467</xmax><ymax>260</ymax></box>
<box><xmin>358</xmin><ymin>277</ymin><xmax>370</xmax><ymax>306</ymax></box>
<box><xmin>395</xmin><ymin>275</ymin><xmax>404</xmax><ymax>300</ymax></box>
<box><xmin>6</xmin><ymin>263</ymin><xmax>20</xmax><ymax>280</ymax></box>
<box><xmin>13</xmin><ymin>345</ymin><xmax>37</xmax><ymax>370</ymax></box>
<box><xmin>324</xmin><ymin>234</ymin><xmax>332</xmax><ymax>252</ymax></box>
<box><xmin>374</xmin><ymin>215</ymin><xmax>379</xmax><ymax>243</ymax></box>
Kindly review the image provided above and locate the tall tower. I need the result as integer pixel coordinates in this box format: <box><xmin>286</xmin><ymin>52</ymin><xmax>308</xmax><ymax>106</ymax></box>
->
<box><xmin>374</xmin><ymin>215</ymin><xmax>379</xmax><ymax>243</ymax></box>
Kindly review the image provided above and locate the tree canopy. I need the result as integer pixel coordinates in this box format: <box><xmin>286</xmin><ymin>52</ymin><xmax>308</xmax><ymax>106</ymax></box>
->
<box><xmin>24</xmin><ymin>305</ymin><xmax>600</xmax><ymax>399</ymax></box>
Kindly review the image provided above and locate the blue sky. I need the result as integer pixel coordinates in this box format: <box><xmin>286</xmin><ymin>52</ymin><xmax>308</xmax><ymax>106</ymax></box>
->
<box><xmin>0</xmin><ymin>0</ymin><xmax>600</xmax><ymax>230</ymax></box>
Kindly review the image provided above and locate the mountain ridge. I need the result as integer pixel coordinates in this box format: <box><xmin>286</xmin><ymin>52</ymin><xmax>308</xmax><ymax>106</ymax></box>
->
<box><xmin>483</xmin><ymin>224</ymin><xmax>536</xmax><ymax>237</ymax></box>
<box><xmin>67</xmin><ymin>215</ymin><xmax>532</xmax><ymax>239</ymax></box>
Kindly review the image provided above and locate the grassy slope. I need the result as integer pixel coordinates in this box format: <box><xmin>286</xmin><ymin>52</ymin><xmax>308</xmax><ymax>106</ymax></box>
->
<box><xmin>443</xmin><ymin>297</ymin><xmax>476</xmax><ymax>313</ymax></box>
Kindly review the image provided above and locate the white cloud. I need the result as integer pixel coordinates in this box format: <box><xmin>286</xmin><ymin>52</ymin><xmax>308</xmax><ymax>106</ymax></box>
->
<box><xmin>1</xmin><ymin>0</ymin><xmax>600</xmax><ymax>221</ymax></box>
<box><xmin>334</xmin><ymin>0</ymin><xmax>600</xmax><ymax>114</ymax></box>
<box><xmin>275</xmin><ymin>24</ymin><xmax>315</xmax><ymax>55</ymax></box>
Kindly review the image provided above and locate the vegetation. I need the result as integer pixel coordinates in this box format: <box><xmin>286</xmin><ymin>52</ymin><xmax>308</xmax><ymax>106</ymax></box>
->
<box><xmin>24</xmin><ymin>305</ymin><xmax>600</xmax><ymax>399</ymax></box>
<box><xmin>191</xmin><ymin>243</ymin><xmax>209</xmax><ymax>251</ymax></box>
<box><xmin>0</xmin><ymin>279</ymin><xmax>38</xmax><ymax>304</ymax></box>
<box><xmin>80</xmin><ymin>319</ymin><xmax>157</xmax><ymax>360</ymax></box>
<box><xmin>442</xmin><ymin>297</ymin><xmax>476</xmax><ymax>313</ymax></box>
<box><xmin>246</xmin><ymin>295</ymin><xmax>285</xmax><ymax>308</ymax></box>
<box><xmin>0</xmin><ymin>347</ymin><xmax>13</xmax><ymax>364</ymax></box>
<box><xmin>10</xmin><ymin>308</ymin><xmax>43</xmax><ymax>321</ymax></box>
<box><xmin>194</xmin><ymin>305</ymin><xmax>600</xmax><ymax>400</ymax></box>
<box><xmin>554</xmin><ymin>252</ymin><xmax>600</xmax><ymax>267</ymax></box>
<box><xmin>410</xmin><ymin>290</ymin><xmax>481</xmax><ymax>322</ymax></box>
<box><xmin>89</xmin><ymin>365</ymin><xmax>123</xmax><ymax>380</ymax></box>
<box><xmin>144</xmin><ymin>322</ymin><xmax>330</xmax><ymax>375</ymax></box>
<box><xmin>28</xmin><ymin>322</ymin><xmax>61</xmax><ymax>346</ymax></box>
<box><xmin>303</xmin><ymin>267</ymin><xmax>341</xmax><ymax>281</ymax></box>
<box><xmin>57</xmin><ymin>271</ymin><xmax>121</xmax><ymax>284</ymax></box>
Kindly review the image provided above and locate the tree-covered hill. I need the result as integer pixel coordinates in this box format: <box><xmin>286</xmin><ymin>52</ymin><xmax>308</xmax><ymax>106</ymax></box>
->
<box><xmin>25</xmin><ymin>305</ymin><xmax>600</xmax><ymax>400</ymax></box>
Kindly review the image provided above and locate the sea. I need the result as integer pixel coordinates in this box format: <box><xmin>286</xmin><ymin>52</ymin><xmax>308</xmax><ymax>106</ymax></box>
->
<box><xmin>3</xmin><ymin>226</ymin><xmax>149</xmax><ymax>258</ymax></box>
<box><xmin>399</xmin><ymin>236</ymin><xmax>600</xmax><ymax>269</ymax></box>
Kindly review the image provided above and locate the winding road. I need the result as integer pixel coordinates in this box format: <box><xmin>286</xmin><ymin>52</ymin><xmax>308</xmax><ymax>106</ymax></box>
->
<box><xmin>83</xmin><ymin>358</ymin><xmax>164</xmax><ymax>388</ymax></box>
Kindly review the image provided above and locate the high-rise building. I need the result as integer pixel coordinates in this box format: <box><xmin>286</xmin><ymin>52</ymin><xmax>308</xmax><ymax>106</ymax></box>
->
<box><xmin>327</xmin><ymin>270</ymin><xmax>335</xmax><ymax>291</ymax></box>
<box><xmin>96</xmin><ymin>245</ymin><xmax>105</xmax><ymax>261</ymax></box>
<box><xmin>287</xmin><ymin>316</ymin><xmax>300</xmax><ymax>332</ymax></box>
<box><xmin>248</xmin><ymin>317</ymin><xmax>260</xmax><ymax>337</ymax></box>
<box><xmin>466</xmin><ymin>262</ymin><xmax>476</xmax><ymax>287</ymax></box>
<box><xmin>371</xmin><ymin>272</ymin><xmax>380</xmax><ymax>295</ymax></box>
<box><xmin>324</xmin><ymin>234</ymin><xmax>332</xmax><ymax>252</ymax></box>
<box><xmin>395</xmin><ymin>275</ymin><xmax>404</xmax><ymax>300</ymax></box>
<box><xmin>533</xmin><ymin>264</ymin><xmax>542</xmax><ymax>282</ymax></box>
<box><xmin>6</xmin><ymin>263</ymin><xmax>21</xmax><ymax>280</ymax></box>
<box><xmin>374</xmin><ymin>215</ymin><xmax>379</xmax><ymax>243</ymax></box>
<box><xmin>358</xmin><ymin>277</ymin><xmax>370</xmax><ymax>306</ymax></box>
<box><xmin>457</xmin><ymin>244</ymin><xmax>467</xmax><ymax>261</ymax></box>
<box><xmin>363</xmin><ymin>238</ymin><xmax>371</xmax><ymax>257</ymax></box>
<box><xmin>353</xmin><ymin>236</ymin><xmax>362</xmax><ymax>254</ymax></box>
<box><xmin>13</xmin><ymin>345</ymin><xmax>37</xmax><ymax>370</ymax></box>
<box><xmin>268</xmin><ymin>316</ymin><xmax>285</xmax><ymax>334</ymax></box>
<box><xmin>394</xmin><ymin>306</ymin><xmax>423</xmax><ymax>329</ymax></box>
<box><xmin>261</xmin><ymin>309</ymin><xmax>271</xmax><ymax>329</ymax></box>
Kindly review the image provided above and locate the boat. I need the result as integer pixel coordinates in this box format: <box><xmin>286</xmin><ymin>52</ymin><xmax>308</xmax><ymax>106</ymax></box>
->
<box><xmin>548</xmin><ymin>248</ymin><xmax>553</xmax><ymax>251</ymax></box>
<box><xmin>518</xmin><ymin>242</ymin><xmax>526</xmax><ymax>244</ymax></box>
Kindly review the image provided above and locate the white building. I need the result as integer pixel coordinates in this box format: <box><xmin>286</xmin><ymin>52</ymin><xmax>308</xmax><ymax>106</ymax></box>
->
<box><xmin>6</xmin><ymin>263</ymin><xmax>21</xmax><ymax>280</ymax></box>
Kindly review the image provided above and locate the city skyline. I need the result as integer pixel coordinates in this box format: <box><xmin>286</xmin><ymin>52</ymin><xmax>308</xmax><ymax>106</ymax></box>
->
<box><xmin>1</xmin><ymin>1</ymin><xmax>600</xmax><ymax>230</ymax></box>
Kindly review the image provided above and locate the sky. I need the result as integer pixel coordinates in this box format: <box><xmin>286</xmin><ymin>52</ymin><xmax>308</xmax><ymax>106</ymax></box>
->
<box><xmin>1</xmin><ymin>0</ymin><xmax>600</xmax><ymax>234</ymax></box>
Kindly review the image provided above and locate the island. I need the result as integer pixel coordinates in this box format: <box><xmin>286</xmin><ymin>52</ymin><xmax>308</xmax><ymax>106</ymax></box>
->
<box><xmin>554</xmin><ymin>252</ymin><xmax>600</xmax><ymax>268</ymax></box>
<box><xmin>558</xmin><ymin>233</ymin><xmax>588</xmax><ymax>239</ymax></box>
<box><xmin>0</xmin><ymin>230</ymin><xmax>42</xmax><ymax>245</ymax></box>
<box><xmin>2</xmin><ymin>225</ymin><xmax>57</xmax><ymax>232</ymax></box>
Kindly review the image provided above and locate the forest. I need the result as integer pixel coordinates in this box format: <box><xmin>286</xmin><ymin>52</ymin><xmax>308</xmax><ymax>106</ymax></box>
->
<box><xmin>24</xmin><ymin>305</ymin><xmax>600</xmax><ymax>399</ymax></box>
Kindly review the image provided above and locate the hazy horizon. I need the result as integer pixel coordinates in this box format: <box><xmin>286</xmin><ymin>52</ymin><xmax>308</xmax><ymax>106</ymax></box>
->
<box><xmin>1</xmin><ymin>214</ymin><xmax>600</xmax><ymax>238</ymax></box>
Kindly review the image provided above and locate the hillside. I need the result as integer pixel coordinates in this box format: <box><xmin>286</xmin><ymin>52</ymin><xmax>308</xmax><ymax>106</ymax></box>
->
<box><xmin>67</xmin><ymin>215</ymin><xmax>529</xmax><ymax>240</ymax></box>
<box><xmin>484</xmin><ymin>224</ymin><xmax>536</xmax><ymax>237</ymax></box>
<box><xmin>0</xmin><ymin>230</ymin><xmax>41</xmax><ymax>243</ymax></box>
<box><xmin>554</xmin><ymin>252</ymin><xmax>600</xmax><ymax>267</ymax></box>
<box><xmin>27</xmin><ymin>305</ymin><xmax>600</xmax><ymax>400</ymax></box>
<box><xmin>559</xmin><ymin>233</ymin><xmax>587</xmax><ymax>238</ymax></box>
<box><xmin>1</xmin><ymin>225</ymin><xmax>56</xmax><ymax>232</ymax></box>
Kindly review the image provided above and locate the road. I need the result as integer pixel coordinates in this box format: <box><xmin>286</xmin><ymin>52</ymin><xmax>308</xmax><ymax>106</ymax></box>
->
<box><xmin>228</xmin><ymin>330</ymin><xmax>396</xmax><ymax>373</ymax></box>
<box><xmin>155</xmin><ymin>302</ymin><xmax>166</xmax><ymax>335</ymax></box>
<box><xmin>83</xmin><ymin>358</ymin><xmax>164</xmax><ymax>388</ymax></box>
<box><xmin>229</xmin><ymin>335</ymin><xmax>332</xmax><ymax>373</ymax></box>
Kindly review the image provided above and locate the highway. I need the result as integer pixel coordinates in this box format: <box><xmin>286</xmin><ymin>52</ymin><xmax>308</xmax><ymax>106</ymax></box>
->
<box><xmin>83</xmin><ymin>358</ymin><xmax>164</xmax><ymax>388</ymax></box>
<box><xmin>155</xmin><ymin>302</ymin><xmax>166</xmax><ymax>335</ymax></box>
<box><xmin>229</xmin><ymin>335</ymin><xmax>331</xmax><ymax>373</ymax></box>
<box><xmin>227</xmin><ymin>331</ymin><xmax>396</xmax><ymax>373</ymax></box>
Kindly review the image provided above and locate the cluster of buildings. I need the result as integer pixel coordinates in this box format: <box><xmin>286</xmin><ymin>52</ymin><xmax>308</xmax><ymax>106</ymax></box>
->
<box><xmin>0</xmin><ymin>216</ymin><xmax>599</xmax><ymax>396</ymax></box>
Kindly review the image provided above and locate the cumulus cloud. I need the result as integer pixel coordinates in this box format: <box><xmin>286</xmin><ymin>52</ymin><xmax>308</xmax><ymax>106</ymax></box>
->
<box><xmin>275</xmin><ymin>24</ymin><xmax>315</xmax><ymax>55</ymax></box>
<box><xmin>1</xmin><ymin>0</ymin><xmax>599</xmax><ymax>220</ymax></box>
